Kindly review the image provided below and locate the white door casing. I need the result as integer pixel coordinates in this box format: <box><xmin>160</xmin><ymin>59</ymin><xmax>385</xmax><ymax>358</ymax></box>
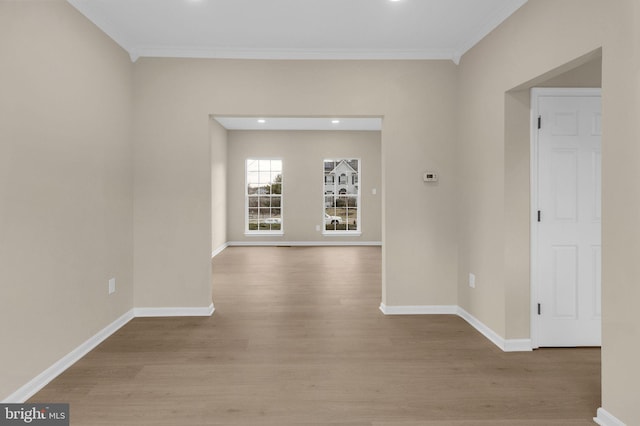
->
<box><xmin>531</xmin><ymin>88</ymin><xmax>602</xmax><ymax>348</ymax></box>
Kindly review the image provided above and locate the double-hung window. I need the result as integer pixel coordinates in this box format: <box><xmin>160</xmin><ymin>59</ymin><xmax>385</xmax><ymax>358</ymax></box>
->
<box><xmin>246</xmin><ymin>159</ymin><xmax>283</xmax><ymax>234</ymax></box>
<box><xmin>323</xmin><ymin>159</ymin><xmax>360</xmax><ymax>234</ymax></box>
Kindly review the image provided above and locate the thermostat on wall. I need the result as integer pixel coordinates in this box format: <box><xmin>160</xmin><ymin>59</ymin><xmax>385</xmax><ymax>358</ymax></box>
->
<box><xmin>423</xmin><ymin>171</ymin><xmax>438</xmax><ymax>182</ymax></box>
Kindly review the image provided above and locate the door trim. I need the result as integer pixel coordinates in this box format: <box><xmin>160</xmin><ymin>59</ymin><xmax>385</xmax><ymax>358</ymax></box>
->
<box><xmin>529</xmin><ymin>87</ymin><xmax>602</xmax><ymax>349</ymax></box>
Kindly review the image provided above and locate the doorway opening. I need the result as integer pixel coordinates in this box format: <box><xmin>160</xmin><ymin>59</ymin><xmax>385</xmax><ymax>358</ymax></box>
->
<box><xmin>209</xmin><ymin>115</ymin><xmax>384</xmax><ymax>307</ymax></box>
<box><xmin>503</xmin><ymin>48</ymin><xmax>602</xmax><ymax>348</ymax></box>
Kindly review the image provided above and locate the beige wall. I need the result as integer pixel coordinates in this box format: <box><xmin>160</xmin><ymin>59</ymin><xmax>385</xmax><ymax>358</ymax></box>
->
<box><xmin>540</xmin><ymin>55</ymin><xmax>602</xmax><ymax>88</ymax></box>
<box><xmin>0</xmin><ymin>0</ymin><xmax>134</xmax><ymax>400</ymax></box>
<box><xmin>5</xmin><ymin>1</ymin><xmax>639</xmax><ymax>422</ymax></box>
<box><xmin>226</xmin><ymin>130</ymin><xmax>382</xmax><ymax>243</ymax></box>
<box><xmin>132</xmin><ymin>59</ymin><xmax>459</xmax><ymax>309</ymax></box>
<box><xmin>458</xmin><ymin>0</ymin><xmax>639</xmax><ymax>422</ymax></box>
<box><xmin>211</xmin><ymin>120</ymin><xmax>228</xmax><ymax>253</ymax></box>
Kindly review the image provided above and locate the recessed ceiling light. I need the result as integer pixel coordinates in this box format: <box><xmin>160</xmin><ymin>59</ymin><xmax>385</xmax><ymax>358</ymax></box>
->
<box><xmin>257</xmin><ymin>119</ymin><xmax>266</xmax><ymax>124</ymax></box>
<box><xmin>331</xmin><ymin>119</ymin><xmax>340</xmax><ymax>124</ymax></box>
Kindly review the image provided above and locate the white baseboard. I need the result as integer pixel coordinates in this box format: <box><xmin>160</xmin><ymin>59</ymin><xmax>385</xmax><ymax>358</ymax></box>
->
<box><xmin>594</xmin><ymin>408</ymin><xmax>626</xmax><ymax>426</ymax></box>
<box><xmin>502</xmin><ymin>338</ymin><xmax>533</xmax><ymax>352</ymax></box>
<box><xmin>228</xmin><ymin>240</ymin><xmax>382</xmax><ymax>247</ymax></box>
<box><xmin>3</xmin><ymin>302</ymin><xmax>215</xmax><ymax>403</ymax></box>
<box><xmin>211</xmin><ymin>242</ymin><xmax>229</xmax><ymax>258</ymax></box>
<box><xmin>379</xmin><ymin>303</ymin><xmax>457</xmax><ymax>315</ymax></box>
<box><xmin>457</xmin><ymin>307</ymin><xmax>532</xmax><ymax>352</ymax></box>
<box><xmin>380</xmin><ymin>304</ymin><xmax>532</xmax><ymax>352</ymax></box>
<box><xmin>3</xmin><ymin>309</ymin><xmax>135</xmax><ymax>403</ymax></box>
<box><xmin>134</xmin><ymin>303</ymin><xmax>215</xmax><ymax>317</ymax></box>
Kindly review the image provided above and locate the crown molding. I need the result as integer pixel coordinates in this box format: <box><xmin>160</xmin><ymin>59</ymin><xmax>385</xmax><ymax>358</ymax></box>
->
<box><xmin>67</xmin><ymin>0</ymin><xmax>134</xmax><ymax>55</ymax></box>
<box><xmin>128</xmin><ymin>46</ymin><xmax>460</xmax><ymax>63</ymax></box>
<box><xmin>455</xmin><ymin>0</ymin><xmax>528</xmax><ymax>62</ymax></box>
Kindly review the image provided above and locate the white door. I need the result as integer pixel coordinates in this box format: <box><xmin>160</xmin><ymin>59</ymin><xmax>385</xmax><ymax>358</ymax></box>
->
<box><xmin>532</xmin><ymin>88</ymin><xmax>601</xmax><ymax>347</ymax></box>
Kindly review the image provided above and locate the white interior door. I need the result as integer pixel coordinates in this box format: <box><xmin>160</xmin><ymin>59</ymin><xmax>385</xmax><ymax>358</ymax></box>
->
<box><xmin>532</xmin><ymin>88</ymin><xmax>601</xmax><ymax>347</ymax></box>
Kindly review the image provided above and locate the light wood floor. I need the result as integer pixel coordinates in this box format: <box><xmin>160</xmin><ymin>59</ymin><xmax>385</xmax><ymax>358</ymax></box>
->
<box><xmin>31</xmin><ymin>246</ymin><xmax>600</xmax><ymax>425</ymax></box>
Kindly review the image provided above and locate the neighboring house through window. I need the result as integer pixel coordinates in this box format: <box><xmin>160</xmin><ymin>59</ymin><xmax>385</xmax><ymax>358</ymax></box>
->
<box><xmin>323</xmin><ymin>159</ymin><xmax>360</xmax><ymax>233</ymax></box>
<box><xmin>246</xmin><ymin>159</ymin><xmax>282</xmax><ymax>234</ymax></box>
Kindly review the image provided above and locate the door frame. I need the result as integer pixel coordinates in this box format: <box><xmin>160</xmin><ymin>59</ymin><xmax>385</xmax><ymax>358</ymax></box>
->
<box><xmin>529</xmin><ymin>87</ymin><xmax>602</xmax><ymax>349</ymax></box>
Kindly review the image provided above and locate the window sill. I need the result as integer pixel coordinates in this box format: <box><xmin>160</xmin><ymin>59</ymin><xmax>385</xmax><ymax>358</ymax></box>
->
<box><xmin>322</xmin><ymin>232</ymin><xmax>362</xmax><ymax>237</ymax></box>
<box><xmin>245</xmin><ymin>232</ymin><xmax>284</xmax><ymax>237</ymax></box>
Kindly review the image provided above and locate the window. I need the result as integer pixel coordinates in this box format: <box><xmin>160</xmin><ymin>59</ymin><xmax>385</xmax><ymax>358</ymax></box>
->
<box><xmin>246</xmin><ymin>159</ymin><xmax>282</xmax><ymax>233</ymax></box>
<box><xmin>323</xmin><ymin>159</ymin><xmax>360</xmax><ymax>233</ymax></box>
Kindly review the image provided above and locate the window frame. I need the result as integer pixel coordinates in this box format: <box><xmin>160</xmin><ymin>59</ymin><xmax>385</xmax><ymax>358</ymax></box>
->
<box><xmin>245</xmin><ymin>158</ymin><xmax>284</xmax><ymax>236</ymax></box>
<box><xmin>322</xmin><ymin>158</ymin><xmax>361</xmax><ymax>236</ymax></box>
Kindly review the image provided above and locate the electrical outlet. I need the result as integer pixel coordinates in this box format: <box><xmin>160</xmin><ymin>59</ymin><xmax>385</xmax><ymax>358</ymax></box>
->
<box><xmin>108</xmin><ymin>278</ymin><xmax>116</xmax><ymax>295</ymax></box>
<box><xmin>469</xmin><ymin>273</ymin><xmax>476</xmax><ymax>289</ymax></box>
<box><xmin>315</xmin><ymin>224</ymin><xmax>321</xmax><ymax>232</ymax></box>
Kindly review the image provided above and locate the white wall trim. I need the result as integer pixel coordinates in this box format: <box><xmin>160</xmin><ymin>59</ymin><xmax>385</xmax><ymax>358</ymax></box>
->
<box><xmin>454</xmin><ymin>0</ymin><xmax>527</xmax><ymax>64</ymax></box>
<box><xmin>594</xmin><ymin>408</ymin><xmax>626</xmax><ymax>426</ymax></box>
<box><xmin>128</xmin><ymin>46</ymin><xmax>460</xmax><ymax>63</ymax></box>
<box><xmin>7</xmin><ymin>300</ymin><xmax>539</xmax><ymax>403</ymax></box>
<box><xmin>3</xmin><ymin>309</ymin><xmax>135</xmax><ymax>403</ymax></box>
<box><xmin>228</xmin><ymin>240</ymin><xmax>382</xmax><ymax>247</ymax></box>
<box><xmin>134</xmin><ymin>303</ymin><xmax>215</xmax><ymax>317</ymax></box>
<box><xmin>503</xmin><ymin>338</ymin><xmax>534</xmax><ymax>352</ymax></box>
<box><xmin>3</xmin><ymin>302</ymin><xmax>216</xmax><ymax>403</ymax></box>
<box><xmin>457</xmin><ymin>307</ymin><xmax>532</xmax><ymax>352</ymax></box>
<box><xmin>456</xmin><ymin>307</ymin><xmax>507</xmax><ymax>350</ymax></box>
<box><xmin>379</xmin><ymin>303</ymin><xmax>457</xmax><ymax>315</ymax></box>
<box><xmin>212</xmin><ymin>242</ymin><xmax>229</xmax><ymax>258</ymax></box>
<box><xmin>380</xmin><ymin>304</ymin><xmax>532</xmax><ymax>352</ymax></box>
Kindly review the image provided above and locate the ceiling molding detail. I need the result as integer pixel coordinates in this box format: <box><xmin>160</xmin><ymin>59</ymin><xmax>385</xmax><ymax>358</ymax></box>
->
<box><xmin>129</xmin><ymin>47</ymin><xmax>460</xmax><ymax>63</ymax></box>
<box><xmin>67</xmin><ymin>0</ymin><xmax>528</xmax><ymax>64</ymax></box>
<box><xmin>454</xmin><ymin>0</ymin><xmax>528</xmax><ymax>59</ymax></box>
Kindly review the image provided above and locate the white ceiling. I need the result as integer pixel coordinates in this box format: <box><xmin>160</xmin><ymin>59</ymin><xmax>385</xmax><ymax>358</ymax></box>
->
<box><xmin>67</xmin><ymin>0</ymin><xmax>528</xmax><ymax>63</ymax></box>
<box><xmin>214</xmin><ymin>116</ymin><xmax>382</xmax><ymax>131</ymax></box>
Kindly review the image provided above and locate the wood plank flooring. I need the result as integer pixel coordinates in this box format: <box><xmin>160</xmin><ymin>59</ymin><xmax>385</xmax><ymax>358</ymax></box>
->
<box><xmin>30</xmin><ymin>246</ymin><xmax>600</xmax><ymax>425</ymax></box>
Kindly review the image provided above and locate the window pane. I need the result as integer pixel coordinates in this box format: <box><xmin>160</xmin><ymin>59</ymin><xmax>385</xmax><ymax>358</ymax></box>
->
<box><xmin>258</xmin><ymin>171</ymin><xmax>270</xmax><ymax>185</ymax></box>
<box><xmin>247</xmin><ymin>171</ymin><xmax>260</xmax><ymax>186</ymax></box>
<box><xmin>259</xmin><ymin>159</ymin><xmax>271</xmax><ymax>171</ymax></box>
<box><xmin>271</xmin><ymin>174</ymin><xmax>282</xmax><ymax>194</ymax></box>
<box><xmin>324</xmin><ymin>161</ymin><xmax>335</xmax><ymax>173</ymax></box>
<box><xmin>247</xmin><ymin>158</ymin><xmax>283</xmax><ymax>233</ymax></box>
<box><xmin>323</xmin><ymin>159</ymin><xmax>359</xmax><ymax>233</ymax></box>
<box><xmin>346</xmin><ymin>208</ymin><xmax>358</xmax><ymax>230</ymax></box>
<box><xmin>247</xmin><ymin>159</ymin><xmax>260</xmax><ymax>172</ymax></box>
